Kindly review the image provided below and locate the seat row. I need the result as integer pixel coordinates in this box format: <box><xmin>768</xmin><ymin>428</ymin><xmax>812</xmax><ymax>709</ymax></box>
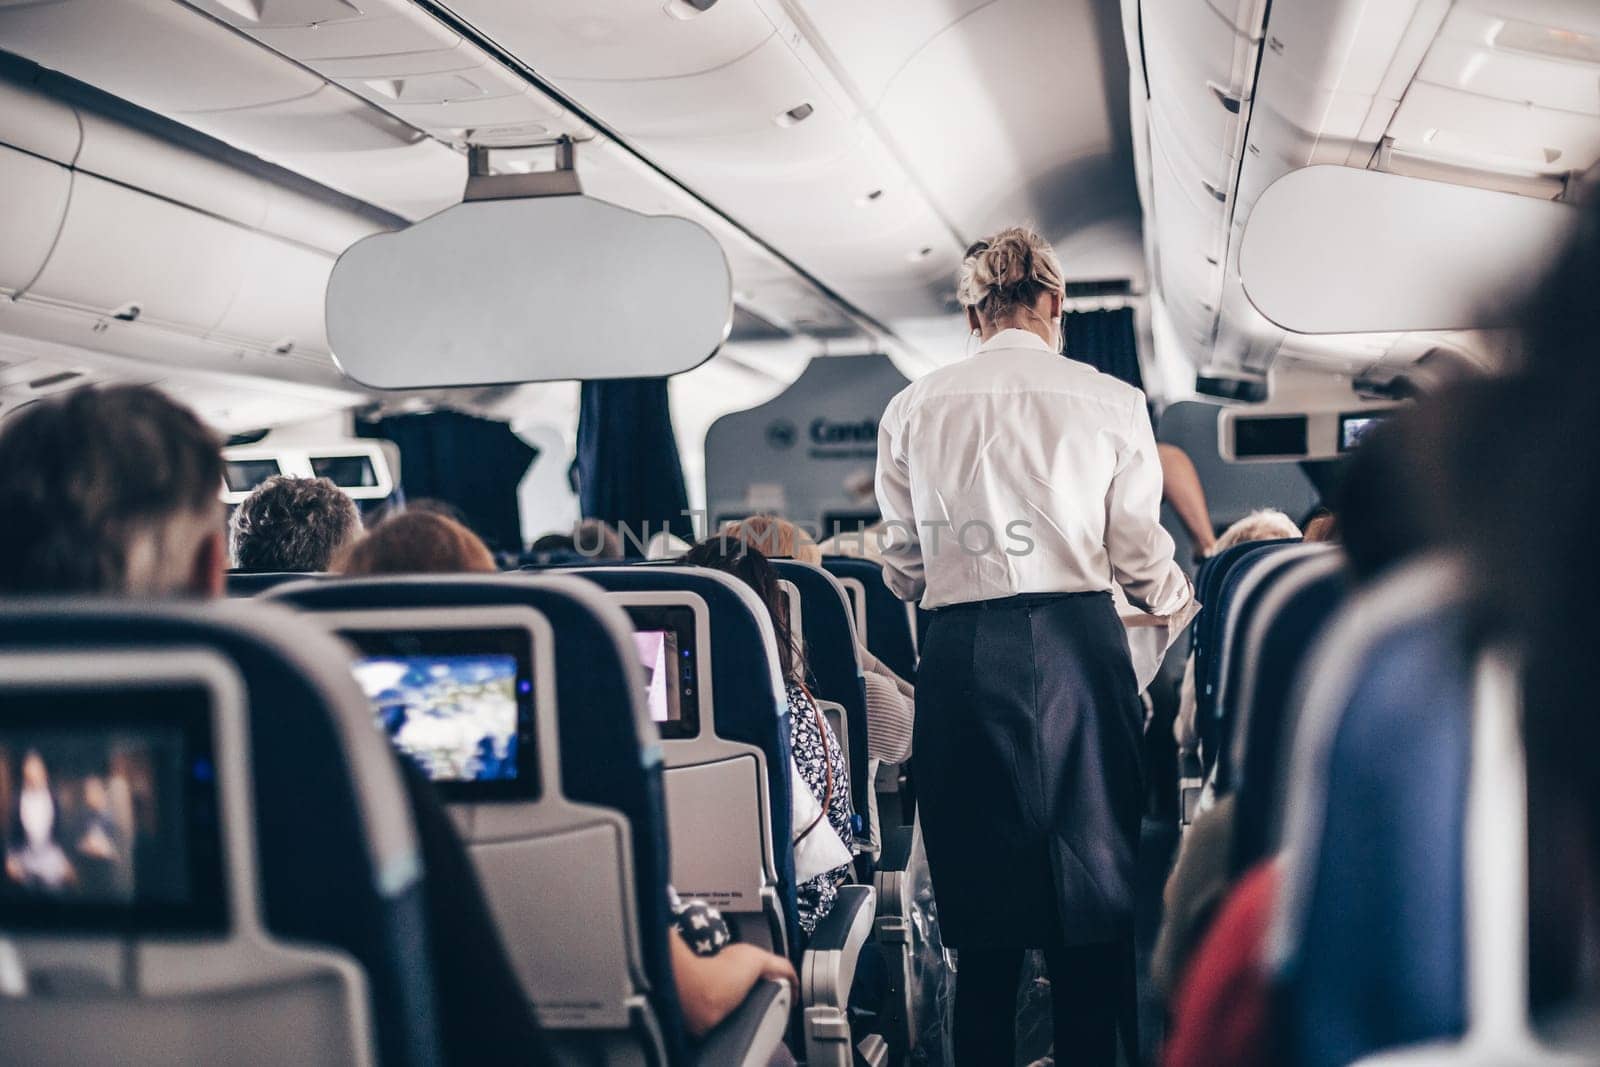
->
<box><xmin>1169</xmin><ymin>539</ymin><xmax>1588</xmax><ymax>1064</ymax></box>
<box><xmin>0</xmin><ymin>555</ymin><xmax>935</xmax><ymax>1066</ymax></box>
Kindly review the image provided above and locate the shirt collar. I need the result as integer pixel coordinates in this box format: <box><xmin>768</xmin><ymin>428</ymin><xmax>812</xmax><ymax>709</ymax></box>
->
<box><xmin>976</xmin><ymin>327</ymin><xmax>1055</xmax><ymax>355</ymax></box>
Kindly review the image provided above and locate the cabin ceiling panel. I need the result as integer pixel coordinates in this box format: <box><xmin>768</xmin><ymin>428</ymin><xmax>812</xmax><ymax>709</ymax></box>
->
<box><xmin>448</xmin><ymin>0</ymin><xmax>776</xmax><ymax>82</ymax></box>
<box><xmin>865</xmin><ymin>0</ymin><xmax>1139</xmax><ymax>250</ymax></box>
<box><xmin>772</xmin><ymin>0</ymin><xmax>992</xmax><ymax>107</ymax></box>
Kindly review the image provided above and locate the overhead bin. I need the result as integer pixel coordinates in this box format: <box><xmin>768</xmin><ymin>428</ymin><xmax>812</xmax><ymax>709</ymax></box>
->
<box><xmin>1238</xmin><ymin>166</ymin><xmax>1580</xmax><ymax>334</ymax></box>
<box><xmin>0</xmin><ymin>149</ymin><xmax>71</xmax><ymax>298</ymax></box>
<box><xmin>1140</xmin><ymin>0</ymin><xmax>1257</xmax><ymax>194</ymax></box>
<box><xmin>0</xmin><ymin>79</ymin><xmax>81</xmax><ymax>162</ymax></box>
<box><xmin>25</xmin><ymin>172</ymin><xmax>251</xmax><ymax>335</ymax></box>
<box><xmin>0</xmin><ymin>0</ymin><xmax>325</xmax><ymax>114</ymax></box>
<box><xmin>214</xmin><ymin>238</ymin><xmax>334</xmax><ymax>354</ymax></box>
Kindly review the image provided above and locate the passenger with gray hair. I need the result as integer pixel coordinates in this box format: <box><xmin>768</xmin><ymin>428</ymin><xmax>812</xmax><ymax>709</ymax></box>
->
<box><xmin>230</xmin><ymin>474</ymin><xmax>362</xmax><ymax>573</ymax></box>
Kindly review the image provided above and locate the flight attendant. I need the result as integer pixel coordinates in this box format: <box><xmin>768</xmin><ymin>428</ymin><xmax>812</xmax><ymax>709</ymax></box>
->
<box><xmin>875</xmin><ymin>227</ymin><xmax>1196</xmax><ymax>1064</ymax></box>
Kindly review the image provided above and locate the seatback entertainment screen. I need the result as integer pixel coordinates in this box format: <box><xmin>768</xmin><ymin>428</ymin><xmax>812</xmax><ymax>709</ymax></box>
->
<box><xmin>344</xmin><ymin>629</ymin><xmax>537</xmax><ymax>801</ymax></box>
<box><xmin>0</xmin><ymin>686</ymin><xmax>226</xmax><ymax>933</ymax></box>
<box><xmin>623</xmin><ymin>606</ymin><xmax>699</xmax><ymax>740</ymax></box>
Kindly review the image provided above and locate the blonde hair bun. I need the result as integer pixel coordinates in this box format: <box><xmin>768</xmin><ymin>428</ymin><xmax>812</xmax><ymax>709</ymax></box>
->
<box><xmin>957</xmin><ymin>226</ymin><xmax>1065</xmax><ymax>318</ymax></box>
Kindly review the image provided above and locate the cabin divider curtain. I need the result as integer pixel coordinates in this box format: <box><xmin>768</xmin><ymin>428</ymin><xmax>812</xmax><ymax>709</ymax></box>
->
<box><xmin>356</xmin><ymin>409</ymin><xmax>536</xmax><ymax>553</ymax></box>
<box><xmin>1063</xmin><ymin>307</ymin><xmax>1143</xmax><ymax>391</ymax></box>
<box><xmin>575</xmin><ymin>378</ymin><xmax>694</xmax><ymax>555</ymax></box>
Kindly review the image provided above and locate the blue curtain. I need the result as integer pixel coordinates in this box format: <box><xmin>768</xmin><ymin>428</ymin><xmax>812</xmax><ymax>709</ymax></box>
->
<box><xmin>576</xmin><ymin>378</ymin><xmax>694</xmax><ymax>554</ymax></box>
<box><xmin>356</xmin><ymin>410</ymin><xmax>536</xmax><ymax>553</ymax></box>
<box><xmin>1064</xmin><ymin>307</ymin><xmax>1143</xmax><ymax>390</ymax></box>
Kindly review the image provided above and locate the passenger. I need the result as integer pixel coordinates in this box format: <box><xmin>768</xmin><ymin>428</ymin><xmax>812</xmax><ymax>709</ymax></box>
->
<box><xmin>646</xmin><ymin>529</ymin><xmax>690</xmax><ymax>560</ymax></box>
<box><xmin>875</xmin><ymin>227</ymin><xmax>1196</xmax><ymax>1065</ymax></box>
<box><xmin>0</xmin><ymin>385</ymin><xmax>551</xmax><ymax>1064</ymax></box>
<box><xmin>1158</xmin><ymin>443</ymin><xmax>1216</xmax><ymax>559</ymax></box>
<box><xmin>721</xmin><ymin>514</ymin><xmax>915</xmax><ymax>856</ymax></box>
<box><xmin>1162</xmin><ymin>413</ymin><xmax>1444</xmax><ymax>1067</ymax></box>
<box><xmin>679</xmin><ymin>537</ymin><xmax>855</xmax><ymax>936</ymax></box>
<box><xmin>667</xmin><ymin>889</ymin><xmax>798</xmax><ymax>1045</ymax></box>
<box><xmin>722</xmin><ymin>516</ymin><xmax>915</xmax><ymax>787</ymax></box>
<box><xmin>1301</xmin><ymin>509</ymin><xmax>1337</xmax><ymax>544</ymax></box>
<box><xmin>1172</xmin><ymin>508</ymin><xmax>1302</xmax><ymax>758</ymax></box>
<box><xmin>1157</xmin><ymin>508</ymin><xmax>1302</xmax><ymax>997</ymax></box>
<box><xmin>573</xmin><ymin>517</ymin><xmax>625</xmax><ymax>560</ymax></box>
<box><xmin>817</xmin><ymin>520</ymin><xmax>891</xmax><ymax>564</ymax></box>
<box><xmin>230</xmin><ymin>474</ymin><xmax>362</xmax><ymax>573</ymax></box>
<box><xmin>0</xmin><ymin>384</ymin><xmax>227</xmax><ymax>596</ymax></box>
<box><xmin>722</xmin><ymin>515</ymin><xmax>822</xmax><ymax>564</ymax></box>
<box><xmin>336</xmin><ymin>510</ymin><xmax>497</xmax><ymax>576</ymax></box>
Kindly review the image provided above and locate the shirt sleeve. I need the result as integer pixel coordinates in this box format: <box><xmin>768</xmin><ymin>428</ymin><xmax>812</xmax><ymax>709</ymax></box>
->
<box><xmin>874</xmin><ymin>392</ymin><xmax>926</xmax><ymax>603</ymax></box>
<box><xmin>1106</xmin><ymin>396</ymin><xmax>1194</xmax><ymax>616</ymax></box>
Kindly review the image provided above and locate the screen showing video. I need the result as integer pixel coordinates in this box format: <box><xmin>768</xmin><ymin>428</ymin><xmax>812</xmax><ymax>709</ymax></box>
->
<box><xmin>0</xmin><ymin>686</ymin><xmax>226</xmax><ymax>933</ymax></box>
<box><xmin>622</xmin><ymin>606</ymin><xmax>698</xmax><ymax>740</ymax></box>
<box><xmin>633</xmin><ymin>630</ymin><xmax>682</xmax><ymax>725</ymax></box>
<box><xmin>353</xmin><ymin>655</ymin><xmax>521</xmax><ymax>784</ymax></box>
<box><xmin>1339</xmin><ymin>412</ymin><xmax>1387</xmax><ymax>453</ymax></box>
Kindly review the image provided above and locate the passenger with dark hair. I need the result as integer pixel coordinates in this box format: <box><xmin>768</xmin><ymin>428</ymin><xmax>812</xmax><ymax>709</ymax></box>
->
<box><xmin>0</xmin><ymin>385</ymin><xmax>226</xmax><ymax>597</ymax></box>
<box><xmin>336</xmin><ymin>510</ymin><xmax>498</xmax><ymax>576</ymax></box>
<box><xmin>0</xmin><ymin>385</ymin><xmax>551</xmax><ymax>1064</ymax></box>
<box><xmin>230</xmin><ymin>474</ymin><xmax>362</xmax><ymax>573</ymax></box>
<box><xmin>573</xmin><ymin>518</ymin><xmax>625</xmax><ymax>560</ymax></box>
<box><xmin>679</xmin><ymin>537</ymin><xmax>856</xmax><ymax>935</ymax></box>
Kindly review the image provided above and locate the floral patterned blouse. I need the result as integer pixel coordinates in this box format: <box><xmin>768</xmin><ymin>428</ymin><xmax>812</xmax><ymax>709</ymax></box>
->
<box><xmin>788</xmin><ymin>680</ymin><xmax>854</xmax><ymax>934</ymax></box>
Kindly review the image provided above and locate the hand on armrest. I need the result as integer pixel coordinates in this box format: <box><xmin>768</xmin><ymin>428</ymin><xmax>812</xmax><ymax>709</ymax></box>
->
<box><xmin>672</xmin><ymin>934</ymin><xmax>797</xmax><ymax>1038</ymax></box>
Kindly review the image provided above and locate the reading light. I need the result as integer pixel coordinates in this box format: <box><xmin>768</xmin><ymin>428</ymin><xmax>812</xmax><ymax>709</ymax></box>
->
<box><xmin>1493</xmin><ymin>19</ymin><xmax>1600</xmax><ymax>64</ymax></box>
<box><xmin>663</xmin><ymin>0</ymin><xmax>718</xmax><ymax>19</ymax></box>
<box><xmin>774</xmin><ymin>103</ymin><xmax>815</xmax><ymax>127</ymax></box>
<box><xmin>856</xmin><ymin>188</ymin><xmax>885</xmax><ymax>206</ymax></box>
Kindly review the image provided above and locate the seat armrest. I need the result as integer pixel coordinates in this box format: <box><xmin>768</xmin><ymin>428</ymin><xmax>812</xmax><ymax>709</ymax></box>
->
<box><xmin>801</xmin><ymin>884</ymin><xmax>875</xmax><ymax>1010</ymax></box>
<box><xmin>876</xmin><ymin>825</ymin><xmax>914</xmax><ymax>874</ymax></box>
<box><xmin>693</xmin><ymin>978</ymin><xmax>792</xmax><ymax>1067</ymax></box>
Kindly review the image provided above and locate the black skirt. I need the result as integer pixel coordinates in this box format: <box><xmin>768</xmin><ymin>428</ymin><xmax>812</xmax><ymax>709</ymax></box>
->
<box><xmin>914</xmin><ymin>591</ymin><xmax>1143</xmax><ymax>949</ymax></box>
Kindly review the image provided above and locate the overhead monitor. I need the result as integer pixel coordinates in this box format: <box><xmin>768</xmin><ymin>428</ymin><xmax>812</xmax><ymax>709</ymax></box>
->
<box><xmin>309</xmin><ymin>453</ymin><xmax>380</xmax><ymax>489</ymax></box>
<box><xmin>222</xmin><ymin>458</ymin><xmax>281</xmax><ymax>495</ymax></box>
<box><xmin>0</xmin><ymin>686</ymin><xmax>227</xmax><ymax>934</ymax></box>
<box><xmin>343</xmin><ymin>628</ymin><xmax>538</xmax><ymax>801</ymax></box>
<box><xmin>1338</xmin><ymin>412</ymin><xmax>1388</xmax><ymax>453</ymax></box>
<box><xmin>623</xmin><ymin>605</ymin><xmax>700</xmax><ymax>740</ymax></box>
<box><xmin>1232</xmin><ymin>415</ymin><xmax>1308</xmax><ymax>460</ymax></box>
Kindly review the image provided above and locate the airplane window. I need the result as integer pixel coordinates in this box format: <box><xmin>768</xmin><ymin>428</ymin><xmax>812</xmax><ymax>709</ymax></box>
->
<box><xmin>0</xmin><ymin>686</ymin><xmax>227</xmax><ymax>934</ymax></box>
<box><xmin>222</xmin><ymin>458</ymin><xmax>282</xmax><ymax>494</ymax></box>
<box><xmin>343</xmin><ymin>628</ymin><xmax>538</xmax><ymax>801</ymax></box>
<box><xmin>309</xmin><ymin>454</ymin><xmax>379</xmax><ymax>488</ymax></box>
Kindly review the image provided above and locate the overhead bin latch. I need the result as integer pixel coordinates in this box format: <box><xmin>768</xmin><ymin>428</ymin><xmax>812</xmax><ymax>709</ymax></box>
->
<box><xmin>463</xmin><ymin>137</ymin><xmax>582</xmax><ymax>202</ymax></box>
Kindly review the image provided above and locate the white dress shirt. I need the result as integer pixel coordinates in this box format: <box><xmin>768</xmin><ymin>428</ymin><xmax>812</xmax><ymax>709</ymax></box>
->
<box><xmin>874</xmin><ymin>328</ymin><xmax>1194</xmax><ymax>616</ymax></box>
